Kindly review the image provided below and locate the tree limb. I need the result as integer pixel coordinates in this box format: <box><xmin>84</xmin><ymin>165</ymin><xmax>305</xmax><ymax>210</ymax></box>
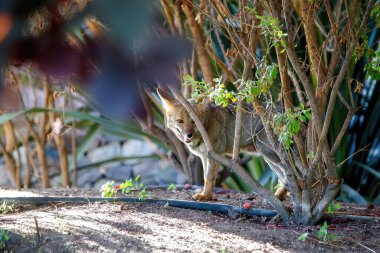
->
<box><xmin>182</xmin><ymin>0</ymin><xmax>214</xmax><ymax>85</ymax></box>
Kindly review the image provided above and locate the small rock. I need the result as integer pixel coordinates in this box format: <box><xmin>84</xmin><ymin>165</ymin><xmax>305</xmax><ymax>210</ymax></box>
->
<box><xmin>122</xmin><ymin>140</ymin><xmax>155</xmax><ymax>164</ymax></box>
<box><xmin>93</xmin><ymin>178</ymin><xmax>122</xmax><ymax>191</ymax></box>
<box><xmin>87</xmin><ymin>142</ymin><xmax>122</xmax><ymax>164</ymax></box>
<box><xmin>105</xmin><ymin>164</ymin><xmax>133</xmax><ymax>181</ymax></box>
<box><xmin>133</xmin><ymin>159</ymin><xmax>160</xmax><ymax>177</ymax></box>
<box><xmin>228</xmin><ymin>208</ymin><xmax>239</xmax><ymax>220</ymax></box>
<box><xmin>77</xmin><ymin>170</ymin><xmax>104</xmax><ymax>187</ymax></box>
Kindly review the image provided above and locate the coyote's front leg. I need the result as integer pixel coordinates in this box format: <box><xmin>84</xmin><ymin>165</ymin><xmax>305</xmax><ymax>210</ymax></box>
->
<box><xmin>193</xmin><ymin>157</ymin><xmax>219</xmax><ymax>201</ymax></box>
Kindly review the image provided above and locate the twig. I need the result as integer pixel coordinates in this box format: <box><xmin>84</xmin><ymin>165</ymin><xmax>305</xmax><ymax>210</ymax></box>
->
<box><xmin>347</xmin><ymin>239</ymin><xmax>376</xmax><ymax>253</ymax></box>
<box><xmin>181</xmin><ymin>0</ymin><xmax>214</xmax><ymax>85</ymax></box>
<box><xmin>313</xmin><ymin>0</ymin><xmax>375</xmax><ymax>170</ymax></box>
<box><xmin>34</xmin><ymin>217</ymin><xmax>41</xmax><ymax>246</ymax></box>
<box><xmin>232</xmin><ymin>60</ymin><xmax>251</xmax><ymax>161</ymax></box>
<box><xmin>331</xmin><ymin>107</ymin><xmax>357</xmax><ymax>155</ymax></box>
<box><xmin>160</xmin><ymin>0</ymin><xmax>177</xmax><ymax>35</ymax></box>
<box><xmin>284</xmin><ymin>2</ymin><xmax>324</xmax><ymax>138</ymax></box>
<box><xmin>70</xmin><ymin>85</ymin><xmax>78</xmax><ymax>187</ymax></box>
<box><xmin>205</xmin><ymin>45</ymin><xmax>236</xmax><ymax>81</ymax></box>
<box><xmin>287</xmin><ymin>70</ymin><xmax>306</xmax><ymax>105</ymax></box>
<box><xmin>336</xmin><ymin>144</ymin><xmax>371</xmax><ymax>169</ymax></box>
<box><xmin>0</xmin><ymin>140</ymin><xmax>17</xmax><ymax>186</ymax></box>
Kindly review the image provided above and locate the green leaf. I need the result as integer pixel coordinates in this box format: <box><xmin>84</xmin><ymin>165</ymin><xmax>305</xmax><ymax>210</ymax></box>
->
<box><xmin>270</xmin><ymin>66</ymin><xmax>279</xmax><ymax>79</ymax></box>
<box><xmin>317</xmin><ymin>221</ymin><xmax>328</xmax><ymax>240</ymax></box>
<box><xmin>341</xmin><ymin>184</ymin><xmax>368</xmax><ymax>205</ymax></box>
<box><xmin>0</xmin><ymin>110</ymin><xmax>27</xmax><ymax>125</ymax></box>
<box><xmin>298</xmin><ymin>233</ymin><xmax>308</xmax><ymax>242</ymax></box>
<box><xmin>75</xmin><ymin>155</ymin><xmax>158</xmax><ymax>171</ymax></box>
<box><xmin>69</xmin><ymin>123</ymin><xmax>101</xmax><ymax>171</ymax></box>
<box><xmin>293</xmin><ymin>121</ymin><xmax>301</xmax><ymax>133</ymax></box>
<box><xmin>355</xmin><ymin>162</ymin><xmax>380</xmax><ymax>179</ymax></box>
<box><xmin>299</xmin><ymin>115</ymin><xmax>307</xmax><ymax>122</ymax></box>
<box><xmin>305</xmin><ymin>111</ymin><xmax>312</xmax><ymax>120</ymax></box>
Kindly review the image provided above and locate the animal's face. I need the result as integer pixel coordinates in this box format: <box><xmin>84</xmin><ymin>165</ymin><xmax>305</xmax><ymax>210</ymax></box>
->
<box><xmin>158</xmin><ymin>91</ymin><xmax>202</xmax><ymax>145</ymax></box>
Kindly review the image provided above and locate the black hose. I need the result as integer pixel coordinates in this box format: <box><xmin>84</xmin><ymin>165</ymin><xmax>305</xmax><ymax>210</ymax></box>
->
<box><xmin>1</xmin><ymin>196</ymin><xmax>379</xmax><ymax>222</ymax></box>
<box><xmin>0</xmin><ymin>196</ymin><xmax>277</xmax><ymax>217</ymax></box>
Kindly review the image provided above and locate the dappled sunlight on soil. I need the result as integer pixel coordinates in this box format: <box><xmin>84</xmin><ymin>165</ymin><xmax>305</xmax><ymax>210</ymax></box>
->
<box><xmin>3</xmin><ymin>203</ymin><xmax>291</xmax><ymax>252</ymax></box>
<box><xmin>0</xmin><ymin>189</ymin><xmax>43</xmax><ymax>197</ymax></box>
<box><xmin>1</xmin><ymin>189</ymin><xmax>379</xmax><ymax>252</ymax></box>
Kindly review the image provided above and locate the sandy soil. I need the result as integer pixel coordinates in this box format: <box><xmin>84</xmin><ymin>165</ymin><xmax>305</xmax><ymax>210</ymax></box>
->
<box><xmin>0</xmin><ymin>188</ymin><xmax>379</xmax><ymax>253</ymax></box>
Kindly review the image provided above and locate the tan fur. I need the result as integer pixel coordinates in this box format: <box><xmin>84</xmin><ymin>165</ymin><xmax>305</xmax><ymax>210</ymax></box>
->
<box><xmin>158</xmin><ymin>91</ymin><xmax>287</xmax><ymax>201</ymax></box>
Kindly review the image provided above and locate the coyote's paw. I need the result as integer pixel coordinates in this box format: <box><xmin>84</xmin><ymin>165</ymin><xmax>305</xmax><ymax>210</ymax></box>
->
<box><xmin>193</xmin><ymin>192</ymin><xmax>212</xmax><ymax>201</ymax></box>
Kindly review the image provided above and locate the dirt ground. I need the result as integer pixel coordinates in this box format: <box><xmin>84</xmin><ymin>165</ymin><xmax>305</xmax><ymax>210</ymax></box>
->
<box><xmin>0</xmin><ymin>187</ymin><xmax>379</xmax><ymax>253</ymax></box>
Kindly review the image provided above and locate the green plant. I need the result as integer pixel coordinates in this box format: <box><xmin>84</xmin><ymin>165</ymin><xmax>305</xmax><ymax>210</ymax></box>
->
<box><xmin>185</xmin><ymin>75</ymin><xmax>237</xmax><ymax>106</ymax></box>
<box><xmin>100</xmin><ymin>181</ymin><xmax>117</xmax><ymax>197</ymax></box>
<box><xmin>0</xmin><ymin>202</ymin><xmax>14</xmax><ymax>215</ymax></box>
<box><xmin>100</xmin><ymin>176</ymin><xmax>150</xmax><ymax>200</ymax></box>
<box><xmin>137</xmin><ymin>188</ymin><xmax>149</xmax><ymax>201</ymax></box>
<box><xmin>246</xmin><ymin>7</ymin><xmax>287</xmax><ymax>52</ymax></box>
<box><xmin>271</xmin><ymin>104</ymin><xmax>311</xmax><ymax>149</ymax></box>
<box><xmin>317</xmin><ymin>221</ymin><xmax>335</xmax><ymax>241</ymax></box>
<box><xmin>167</xmin><ymin>183</ymin><xmax>177</xmax><ymax>191</ymax></box>
<box><xmin>327</xmin><ymin>201</ymin><xmax>341</xmax><ymax>213</ymax></box>
<box><xmin>119</xmin><ymin>175</ymin><xmax>149</xmax><ymax>200</ymax></box>
<box><xmin>297</xmin><ymin>232</ymin><xmax>308</xmax><ymax>242</ymax></box>
<box><xmin>0</xmin><ymin>229</ymin><xmax>9</xmax><ymax>250</ymax></box>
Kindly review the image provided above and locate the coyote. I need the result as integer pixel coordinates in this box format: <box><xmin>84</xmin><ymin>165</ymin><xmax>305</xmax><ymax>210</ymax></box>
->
<box><xmin>158</xmin><ymin>90</ymin><xmax>286</xmax><ymax>201</ymax></box>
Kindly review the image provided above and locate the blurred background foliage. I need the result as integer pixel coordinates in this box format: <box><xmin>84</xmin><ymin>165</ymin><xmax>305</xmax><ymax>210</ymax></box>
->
<box><xmin>0</xmin><ymin>0</ymin><xmax>378</xmax><ymax>206</ymax></box>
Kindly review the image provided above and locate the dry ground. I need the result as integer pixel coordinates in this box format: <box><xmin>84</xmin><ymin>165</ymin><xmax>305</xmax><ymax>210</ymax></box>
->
<box><xmin>0</xmin><ymin>188</ymin><xmax>379</xmax><ymax>253</ymax></box>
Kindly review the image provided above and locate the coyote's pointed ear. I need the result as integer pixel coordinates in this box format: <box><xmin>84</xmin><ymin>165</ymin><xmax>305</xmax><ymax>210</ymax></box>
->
<box><xmin>157</xmin><ymin>88</ymin><xmax>175</xmax><ymax>112</ymax></box>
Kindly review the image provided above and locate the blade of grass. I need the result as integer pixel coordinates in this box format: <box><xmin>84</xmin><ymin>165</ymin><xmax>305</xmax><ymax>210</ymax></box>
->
<box><xmin>68</xmin><ymin>123</ymin><xmax>101</xmax><ymax>171</ymax></box>
<box><xmin>355</xmin><ymin>162</ymin><xmax>380</xmax><ymax>179</ymax></box>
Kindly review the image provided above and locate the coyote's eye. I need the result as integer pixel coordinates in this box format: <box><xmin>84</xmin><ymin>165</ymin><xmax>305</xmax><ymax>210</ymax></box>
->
<box><xmin>176</xmin><ymin>119</ymin><xmax>184</xmax><ymax>123</ymax></box>
<box><xmin>191</xmin><ymin>120</ymin><xmax>195</xmax><ymax>124</ymax></box>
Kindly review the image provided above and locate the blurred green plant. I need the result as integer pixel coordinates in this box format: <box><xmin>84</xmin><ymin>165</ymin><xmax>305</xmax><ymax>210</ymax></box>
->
<box><xmin>297</xmin><ymin>232</ymin><xmax>308</xmax><ymax>242</ymax></box>
<box><xmin>100</xmin><ymin>181</ymin><xmax>117</xmax><ymax>197</ymax></box>
<box><xmin>167</xmin><ymin>183</ymin><xmax>177</xmax><ymax>191</ymax></box>
<box><xmin>0</xmin><ymin>229</ymin><xmax>9</xmax><ymax>250</ymax></box>
<box><xmin>0</xmin><ymin>202</ymin><xmax>14</xmax><ymax>215</ymax></box>
<box><xmin>317</xmin><ymin>221</ymin><xmax>335</xmax><ymax>242</ymax></box>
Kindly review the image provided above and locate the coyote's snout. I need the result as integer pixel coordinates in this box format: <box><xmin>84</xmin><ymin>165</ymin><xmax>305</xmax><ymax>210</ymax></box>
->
<box><xmin>158</xmin><ymin>89</ymin><xmax>287</xmax><ymax>201</ymax></box>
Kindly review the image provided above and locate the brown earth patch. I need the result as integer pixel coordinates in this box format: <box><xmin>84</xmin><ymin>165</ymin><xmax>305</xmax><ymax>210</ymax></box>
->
<box><xmin>0</xmin><ymin>188</ymin><xmax>379</xmax><ymax>253</ymax></box>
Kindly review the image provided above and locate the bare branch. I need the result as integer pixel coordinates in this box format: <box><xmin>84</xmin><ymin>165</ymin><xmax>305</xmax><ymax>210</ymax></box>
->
<box><xmin>182</xmin><ymin>1</ymin><xmax>214</xmax><ymax>85</ymax></box>
<box><xmin>232</xmin><ymin>60</ymin><xmax>251</xmax><ymax>161</ymax></box>
<box><xmin>331</xmin><ymin>108</ymin><xmax>357</xmax><ymax>155</ymax></box>
<box><xmin>284</xmin><ymin>1</ymin><xmax>324</xmax><ymax>137</ymax></box>
<box><xmin>313</xmin><ymin>0</ymin><xmax>375</xmax><ymax>168</ymax></box>
<box><xmin>300</xmin><ymin>0</ymin><xmax>326</xmax><ymax>87</ymax></box>
<box><xmin>205</xmin><ymin>45</ymin><xmax>236</xmax><ymax>81</ymax></box>
<box><xmin>161</xmin><ymin>0</ymin><xmax>177</xmax><ymax>35</ymax></box>
<box><xmin>337</xmin><ymin>90</ymin><xmax>351</xmax><ymax>110</ymax></box>
<box><xmin>287</xmin><ymin>69</ymin><xmax>305</xmax><ymax>105</ymax></box>
<box><xmin>0</xmin><ymin>139</ymin><xmax>17</xmax><ymax>187</ymax></box>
